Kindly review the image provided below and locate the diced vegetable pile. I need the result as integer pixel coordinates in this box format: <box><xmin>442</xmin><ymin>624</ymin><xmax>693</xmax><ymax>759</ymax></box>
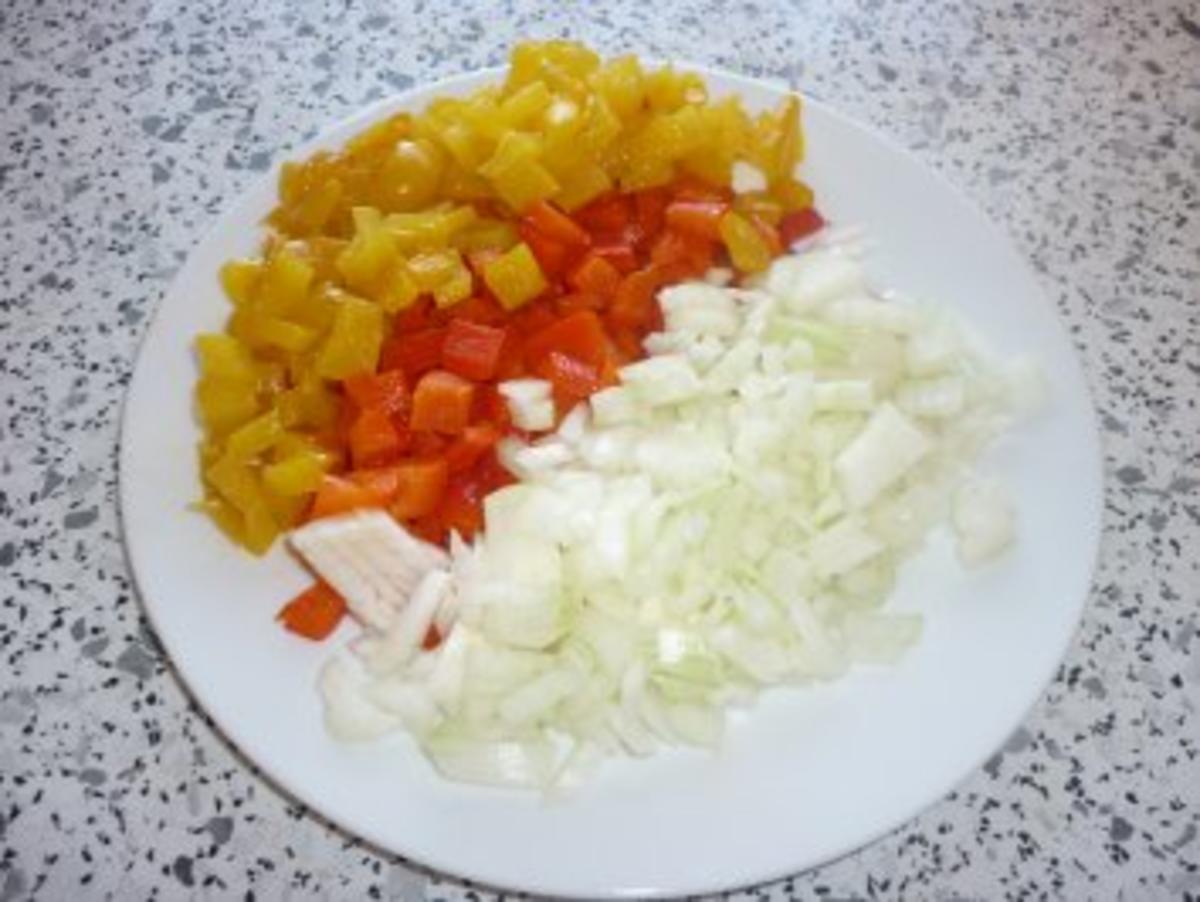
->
<box><xmin>305</xmin><ymin>245</ymin><xmax>1042</xmax><ymax>788</ymax></box>
<box><xmin>193</xmin><ymin>41</ymin><xmax>824</xmax><ymax>611</ymax></box>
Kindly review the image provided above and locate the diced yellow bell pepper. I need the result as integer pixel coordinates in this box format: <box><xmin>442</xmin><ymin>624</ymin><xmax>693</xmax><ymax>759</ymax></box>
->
<box><xmin>719</xmin><ymin>210</ymin><xmax>774</xmax><ymax>274</ymax></box>
<box><xmin>195</xmin><ymin>493</ymin><xmax>245</xmax><ymax>545</ymax></box>
<box><xmin>591</xmin><ymin>55</ymin><xmax>646</xmax><ymax>122</ymax></box>
<box><xmin>291</xmin><ymin>177</ymin><xmax>343</xmax><ymax>234</ymax></box>
<box><xmin>337</xmin><ymin>208</ymin><xmax>397</xmax><ymax>292</ymax></box>
<box><xmin>314</xmin><ymin>295</ymin><xmax>384</xmax><ymax>380</ymax></box>
<box><xmin>195</xmin><ymin>334</ymin><xmax>258</xmax><ymax>384</ymax></box>
<box><xmin>552</xmin><ymin>161</ymin><xmax>612</xmax><ymax>212</ymax></box>
<box><xmin>219</xmin><ymin>260</ymin><xmax>262</xmax><ymax>307</ymax></box>
<box><xmin>483</xmin><ymin>242</ymin><xmax>547</xmax><ymax>310</ymax></box>
<box><xmin>242</xmin><ymin>499</ymin><xmax>280</xmax><ymax>555</ymax></box>
<box><xmin>241</xmin><ymin>312</ymin><xmax>317</xmax><ymax>353</ymax></box>
<box><xmin>577</xmin><ymin>95</ymin><xmax>622</xmax><ymax>158</ymax></box>
<box><xmin>498</xmin><ymin>80</ymin><xmax>553</xmax><ymax>130</ymax></box>
<box><xmin>645</xmin><ymin>67</ymin><xmax>707</xmax><ymax>112</ymax></box>
<box><xmin>258</xmin><ymin>248</ymin><xmax>315</xmax><ymax>318</ymax></box>
<box><xmin>773</xmin><ymin>177</ymin><xmax>815</xmax><ymax>212</ymax></box>
<box><xmin>225</xmin><ymin>408</ymin><xmax>285</xmax><ymax>460</ymax></box>
<box><xmin>378</xmin><ymin>139</ymin><xmax>444</xmax><ymax>211</ymax></box>
<box><xmin>262</xmin><ymin>484</ymin><xmax>309</xmax><ymax>528</ymax></box>
<box><xmin>196</xmin><ymin>378</ymin><xmax>259</xmax><ymax>435</ymax></box>
<box><xmin>506</xmin><ymin>40</ymin><xmax>600</xmax><ymax>98</ymax></box>
<box><xmin>277</xmin><ymin>375</ymin><xmax>340</xmax><ymax>429</ymax></box>
<box><xmin>263</xmin><ymin>450</ymin><xmax>327</xmax><ymax>497</ymax></box>
<box><xmin>451</xmin><ymin>219</ymin><xmax>520</xmax><ymax>253</ymax></box>
<box><xmin>407</xmin><ymin>250</ymin><xmax>462</xmax><ymax>291</ymax></box>
<box><xmin>374</xmin><ymin>259</ymin><xmax>420</xmax><ymax>312</ymax></box>
<box><xmin>479</xmin><ymin>132</ymin><xmax>559</xmax><ymax>212</ymax></box>
<box><xmin>734</xmin><ymin>192</ymin><xmax>786</xmax><ymax>225</ymax></box>
<box><xmin>206</xmin><ymin>453</ymin><xmax>264</xmax><ymax>511</ymax></box>
<box><xmin>434</xmin><ymin>261</ymin><xmax>473</xmax><ymax>308</ymax></box>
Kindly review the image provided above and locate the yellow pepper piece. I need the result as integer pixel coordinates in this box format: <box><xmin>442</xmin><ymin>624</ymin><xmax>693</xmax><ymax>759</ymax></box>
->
<box><xmin>377</xmin><ymin>138</ymin><xmax>444</xmax><ymax>211</ymax></box>
<box><xmin>219</xmin><ymin>259</ymin><xmax>262</xmax><ymax>307</ymax></box>
<box><xmin>262</xmin><ymin>451</ymin><xmax>327</xmax><ymax>497</ymax></box>
<box><xmin>195</xmin><ymin>378</ymin><xmax>259</xmax><ymax>435</ymax></box>
<box><xmin>773</xmin><ymin>177</ymin><xmax>815</xmax><ymax>212</ymax></box>
<box><xmin>240</xmin><ymin>312</ymin><xmax>317</xmax><ymax>353</ymax></box>
<box><xmin>337</xmin><ymin>208</ymin><xmax>397</xmax><ymax>292</ymax></box>
<box><xmin>591</xmin><ymin>55</ymin><xmax>646</xmax><ymax>122</ymax></box>
<box><xmin>315</xmin><ymin>295</ymin><xmax>384</xmax><ymax>380</ymax></box>
<box><xmin>498</xmin><ymin>80</ymin><xmax>553</xmax><ymax>130</ymax></box>
<box><xmin>451</xmin><ymin>219</ymin><xmax>519</xmax><ymax>253</ymax></box>
<box><xmin>258</xmin><ymin>248</ymin><xmax>314</xmax><ymax>318</ymax></box>
<box><xmin>479</xmin><ymin>131</ymin><xmax>560</xmax><ymax>212</ymax></box>
<box><xmin>719</xmin><ymin>211</ymin><xmax>774</xmax><ymax>274</ymax></box>
<box><xmin>277</xmin><ymin>375</ymin><xmax>340</xmax><ymax>430</ymax></box>
<box><xmin>483</xmin><ymin>242</ymin><xmax>547</xmax><ymax>310</ymax></box>
<box><xmin>225</xmin><ymin>408</ymin><xmax>285</xmax><ymax>460</ymax></box>
<box><xmin>434</xmin><ymin>261</ymin><xmax>473</xmax><ymax>308</ymax></box>
<box><xmin>552</xmin><ymin>161</ymin><xmax>612</xmax><ymax>212</ymax></box>
<box><xmin>195</xmin><ymin>334</ymin><xmax>258</xmax><ymax>384</ymax></box>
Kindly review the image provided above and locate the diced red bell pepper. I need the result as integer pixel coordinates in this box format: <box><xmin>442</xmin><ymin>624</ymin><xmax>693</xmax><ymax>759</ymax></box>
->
<box><xmin>410</xmin><ymin>369</ymin><xmax>475</xmax><ymax>435</ymax></box>
<box><xmin>441</xmin><ymin>319</ymin><xmax>507</xmax><ymax>382</ymax></box>
<box><xmin>779</xmin><ymin>207</ymin><xmax>826</xmax><ymax>246</ymax></box>
<box><xmin>664</xmin><ymin>199</ymin><xmax>729</xmax><ymax>241</ymax></box>
<box><xmin>342</xmin><ymin>369</ymin><xmax>410</xmax><ymax>418</ymax></box>
<box><xmin>608</xmin><ymin>265</ymin><xmax>679</xmax><ymax>330</ymax></box>
<box><xmin>409</xmin><ymin>431</ymin><xmax>448</xmax><ymax>457</ymax></box>
<box><xmin>574</xmin><ymin>193</ymin><xmax>633</xmax><ymax>235</ymax></box>
<box><xmin>474</xmin><ymin>447</ymin><xmax>516</xmax><ymax>495</ymax></box>
<box><xmin>476</xmin><ymin>384</ymin><xmax>514</xmax><ymax>432</ymax></box>
<box><xmin>348</xmin><ymin>405</ymin><xmax>406</xmax><ymax>469</ymax></box>
<box><xmin>671</xmin><ymin>174</ymin><xmax>733</xmax><ymax>203</ymax></box>
<box><xmin>554</xmin><ymin>291</ymin><xmax>605</xmax><ymax>316</ymax></box>
<box><xmin>608</xmin><ymin>325</ymin><xmax>644</xmax><ymax>363</ymax></box>
<box><xmin>567</xmin><ymin>253</ymin><xmax>622</xmax><ymax>299</ymax></box>
<box><xmin>534</xmin><ymin>350</ymin><xmax>610</xmax><ymax>410</ymax></box>
<box><xmin>518</xmin><ymin>220</ymin><xmax>576</xmax><ymax>277</ymax></box>
<box><xmin>308</xmin><ymin>473</ymin><xmax>390</xmax><ymax>520</ymax></box>
<box><xmin>388</xmin><ymin>457</ymin><xmax>449</xmax><ymax>519</ymax></box>
<box><xmin>524</xmin><ymin>200</ymin><xmax>591</xmax><ymax>247</ymax></box>
<box><xmin>422</xmin><ymin>623</ymin><xmax>442</xmax><ymax>651</ymax></box>
<box><xmin>379</xmin><ymin>327</ymin><xmax>447</xmax><ymax>380</ymax></box>
<box><xmin>492</xmin><ymin>331</ymin><xmax>527</xmax><ymax>381</ymax></box>
<box><xmin>278</xmin><ymin>581</ymin><xmax>346</xmax><ymax>641</ymax></box>
<box><xmin>635</xmin><ymin>187</ymin><xmax>671</xmax><ymax>238</ymax></box>
<box><xmin>444</xmin><ymin>422</ymin><xmax>500</xmax><ymax>473</ymax></box>
<box><xmin>392</xmin><ymin>298</ymin><xmax>438</xmax><ymax>334</ymax></box>
<box><xmin>507</xmin><ymin>298</ymin><xmax>558</xmax><ymax>337</ymax></box>
<box><xmin>523</xmin><ymin>310</ymin><xmax>612</xmax><ymax>370</ymax></box>
<box><xmin>436</xmin><ymin>471</ymin><xmax>486</xmax><ymax>541</ymax></box>
<box><xmin>650</xmin><ymin>229</ymin><xmax>717</xmax><ymax>275</ymax></box>
<box><xmin>450</xmin><ymin>294</ymin><xmax>507</xmax><ymax>326</ymax></box>
<box><xmin>406</xmin><ymin>516</ymin><xmax>447</xmax><ymax>546</ymax></box>
<box><xmin>589</xmin><ymin>242</ymin><xmax>639</xmax><ymax>274</ymax></box>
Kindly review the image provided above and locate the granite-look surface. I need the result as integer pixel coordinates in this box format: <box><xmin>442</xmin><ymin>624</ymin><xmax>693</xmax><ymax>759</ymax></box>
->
<box><xmin>1</xmin><ymin>0</ymin><xmax>1198</xmax><ymax>898</ymax></box>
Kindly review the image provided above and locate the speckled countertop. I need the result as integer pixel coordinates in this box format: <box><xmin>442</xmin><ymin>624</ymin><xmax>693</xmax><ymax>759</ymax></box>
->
<box><xmin>2</xmin><ymin>0</ymin><xmax>1198</xmax><ymax>898</ymax></box>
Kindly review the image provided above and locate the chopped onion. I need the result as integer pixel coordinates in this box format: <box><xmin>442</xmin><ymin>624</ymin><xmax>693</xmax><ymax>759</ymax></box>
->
<box><xmin>307</xmin><ymin>245</ymin><xmax>1037</xmax><ymax>789</ymax></box>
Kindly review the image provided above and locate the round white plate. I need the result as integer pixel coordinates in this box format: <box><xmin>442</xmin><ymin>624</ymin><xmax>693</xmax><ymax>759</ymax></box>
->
<box><xmin>121</xmin><ymin>66</ymin><xmax>1102</xmax><ymax>898</ymax></box>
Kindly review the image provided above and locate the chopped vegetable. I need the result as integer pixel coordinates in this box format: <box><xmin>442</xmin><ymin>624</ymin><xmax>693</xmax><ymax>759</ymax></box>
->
<box><xmin>300</xmin><ymin>244</ymin><xmax>1035</xmax><ymax>786</ymax></box>
<box><xmin>277</xmin><ymin>582</ymin><xmax>347</xmax><ymax>640</ymax></box>
<box><xmin>410</xmin><ymin>370</ymin><xmax>476</xmax><ymax>435</ymax></box>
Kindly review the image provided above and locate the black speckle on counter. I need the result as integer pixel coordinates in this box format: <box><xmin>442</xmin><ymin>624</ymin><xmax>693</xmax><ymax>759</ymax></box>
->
<box><xmin>62</xmin><ymin>506</ymin><xmax>98</xmax><ymax>529</ymax></box>
<box><xmin>172</xmin><ymin>855</ymin><xmax>194</xmax><ymax>887</ymax></box>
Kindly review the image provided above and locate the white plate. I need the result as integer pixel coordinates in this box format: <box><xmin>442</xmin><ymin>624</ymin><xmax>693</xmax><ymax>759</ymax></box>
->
<box><xmin>120</xmin><ymin>66</ymin><xmax>1102</xmax><ymax>898</ymax></box>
